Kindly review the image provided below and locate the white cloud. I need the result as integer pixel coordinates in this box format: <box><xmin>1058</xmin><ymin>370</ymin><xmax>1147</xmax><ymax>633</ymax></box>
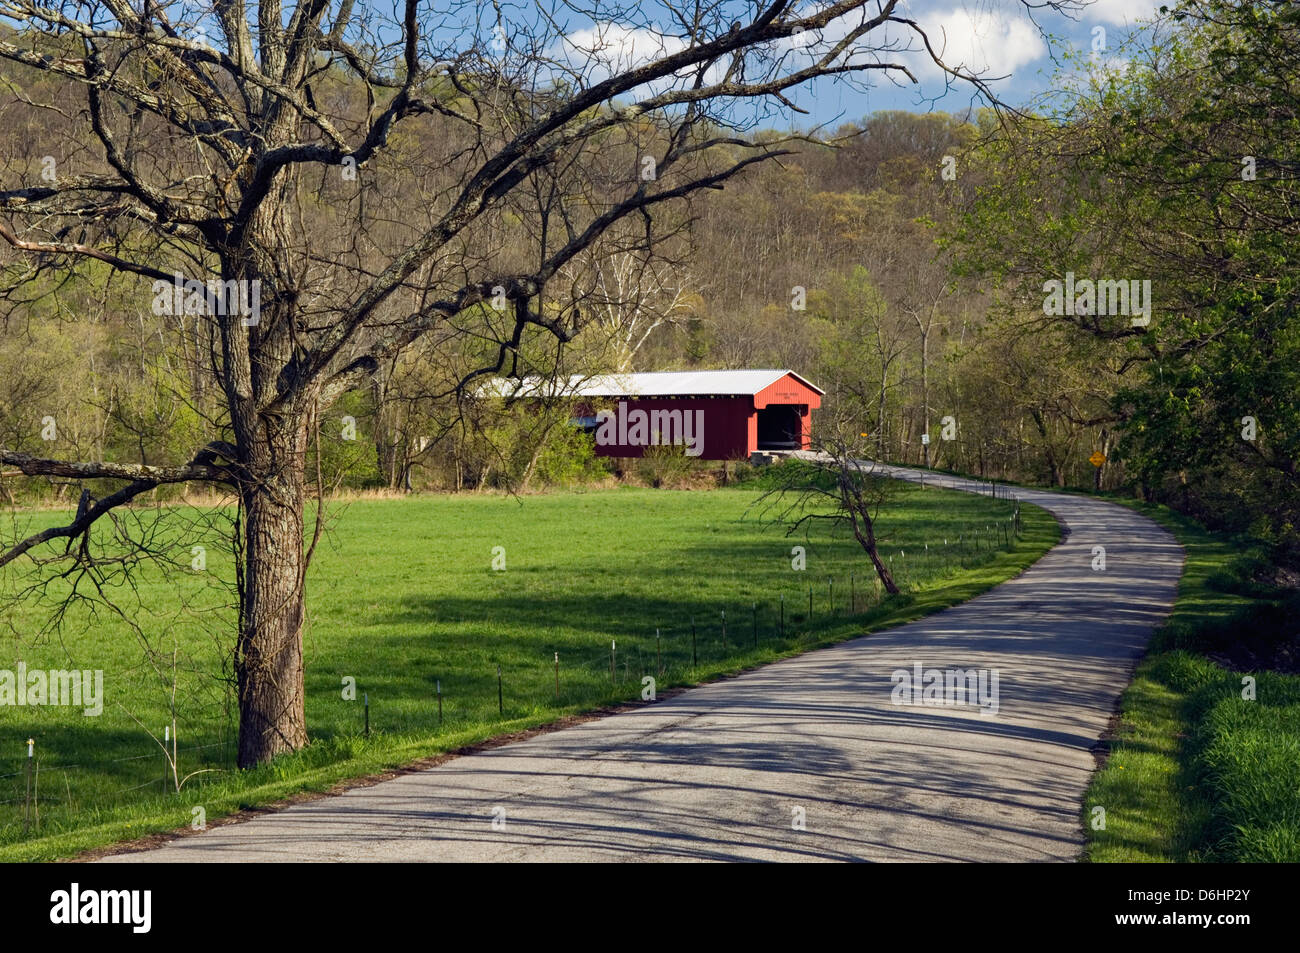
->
<box><xmin>549</xmin><ymin>1</ymin><xmax>1154</xmax><ymax>109</ymax></box>
<box><xmin>559</xmin><ymin>23</ymin><xmax>687</xmax><ymax>81</ymax></box>
<box><xmin>551</xmin><ymin>21</ymin><xmax>749</xmax><ymax>98</ymax></box>
<box><xmin>912</xmin><ymin>5</ymin><xmax>1046</xmax><ymax>78</ymax></box>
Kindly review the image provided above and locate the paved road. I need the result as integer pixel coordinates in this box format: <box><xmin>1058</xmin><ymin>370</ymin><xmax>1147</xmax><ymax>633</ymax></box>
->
<box><xmin>105</xmin><ymin>467</ymin><xmax>1183</xmax><ymax>862</ymax></box>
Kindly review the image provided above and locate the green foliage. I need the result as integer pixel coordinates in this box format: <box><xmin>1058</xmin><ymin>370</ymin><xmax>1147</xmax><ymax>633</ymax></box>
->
<box><xmin>736</xmin><ymin>458</ymin><xmax>837</xmax><ymax>493</ymax></box>
<box><xmin>952</xmin><ymin>0</ymin><xmax>1300</xmax><ymax>549</ymax></box>
<box><xmin>633</xmin><ymin>441</ymin><xmax>697</xmax><ymax>488</ymax></box>
<box><xmin>1085</xmin><ymin>501</ymin><xmax>1300</xmax><ymax>863</ymax></box>
<box><xmin>532</xmin><ymin>424</ymin><xmax>606</xmax><ymax>487</ymax></box>
<box><xmin>477</xmin><ymin>399</ymin><xmax>606</xmax><ymax>491</ymax></box>
<box><xmin>310</xmin><ymin>389</ymin><xmax>383</xmax><ymax>489</ymax></box>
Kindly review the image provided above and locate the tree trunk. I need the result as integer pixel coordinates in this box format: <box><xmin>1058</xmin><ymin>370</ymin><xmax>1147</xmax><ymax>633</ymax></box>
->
<box><xmin>876</xmin><ymin>370</ymin><xmax>888</xmax><ymax>459</ymax></box>
<box><xmin>1031</xmin><ymin>409</ymin><xmax>1063</xmax><ymax>487</ymax></box>
<box><xmin>868</xmin><ymin>551</ymin><xmax>899</xmax><ymax>594</ymax></box>
<box><xmin>844</xmin><ymin>488</ymin><xmax>900</xmax><ymax>595</ymax></box>
<box><xmin>1094</xmin><ymin>427</ymin><xmax>1111</xmax><ymax>492</ymax></box>
<box><xmin>372</xmin><ymin>376</ymin><xmax>391</xmax><ymax>488</ymax></box>
<box><xmin>520</xmin><ymin>443</ymin><xmax>544</xmax><ymax>491</ymax></box>
<box><xmin>847</xmin><ymin>512</ymin><xmax>899</xmax><ymax>595</ymax></box>
<box><xmin>920</xmin><ymin>326</ymin><xmax>930</xmax><ymax>469</ymax></box>
<box><xmin>220</xmin><ymin>168</ymin><xmax>314</xmax><ymax>769</ymax></box>
<box><xmin>235</xmin><ymin>419</ymin><xmax>310</xmax><ymax>768</ymax></box>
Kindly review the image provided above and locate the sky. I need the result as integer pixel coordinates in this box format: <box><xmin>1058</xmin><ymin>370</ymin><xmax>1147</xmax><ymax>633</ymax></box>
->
<box><xmin>790</xmin><ymin>0</ymin><xmax>1166</xmax><ymax>124</ymax></box>
<box><xmin>546</xmin><ymin>0</ymin><xmax>1170</xmax><ymax>129</ymax></box>
<box><xmin>0</xmin><ymin>1</ymin><xmax>1170</xmax><ymax>129</ymax></box>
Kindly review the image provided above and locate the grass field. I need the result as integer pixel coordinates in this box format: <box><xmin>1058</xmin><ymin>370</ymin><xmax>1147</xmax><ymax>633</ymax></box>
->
<box><xmin>0</xmin><ymin>479</ymin><xmax>1056</xmax><ymax>861</ymax></box>
<box><xmin>1083</xmin><ymin>501</ymin><xmax>1300</xmax><ymax>862</ymax></box>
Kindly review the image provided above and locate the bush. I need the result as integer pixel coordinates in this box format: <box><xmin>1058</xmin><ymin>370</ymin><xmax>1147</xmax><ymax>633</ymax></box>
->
<box><xmin>533</xmin><ymin>427</ymin><xmax>607</xmax><ymax>487</ymax></box>
<box><xmin>1205</xmin><ymin>544</ymin><xmax>1285</xmax><ymax>597</ymax></box>
<box><xmin>634</xmin><ymin>442</ymin><xmax>698</xmax><ymax>488</ymax></box>
<box><xmin>309</xmin><ymin>389</ymin><xmax>383</xmax><ymax>489</ymax></box>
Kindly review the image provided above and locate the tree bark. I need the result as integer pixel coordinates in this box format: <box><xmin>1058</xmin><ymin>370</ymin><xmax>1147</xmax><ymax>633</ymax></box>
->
<box><xmin>849</xmin><ymin>508</ymin><xmax>900</xmax><ymax>594</ymax></box>
<box><xmin>865</xmin><ymin>544</ymin><xmax>900</xmax><ymax>595</ymax></box>
<box><xmin>235</xmin><ymin>417</ymin><xmax>310</xmax><ymax>768</ymax></box>
<box><xmin>838</xmin><ymin>465</ymin><xmax>901</xmax><ymax>596</ymax></box>
<box><xmin>228</xmin><ymin>177</ymin><xmax>312</xmax><ymax>767</ymax></box>
<box><xmin>920</xmin><ymin>325</ymin><xmax>930</xmax><ymax>469</ymax></box>
<box><xmin>876</xmin><ymin>369</ymin><xmax>888</xmax><ymax>459</ymax></box>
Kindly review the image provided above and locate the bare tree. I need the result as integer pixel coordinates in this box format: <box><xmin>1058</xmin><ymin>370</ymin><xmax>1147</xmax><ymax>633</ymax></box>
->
<box><xmin>755</xmin><ymin>438</ymin><xmax>900</xmax><ymax>594</ymax></box>
<box><xmin>0</xmin><ymin>0</ymin><xmax>1073</xmax><ymax>766</ymax></box>
<box><xmin>577</xmin><ymin>244</ymin><xmax>694</xmax><ymax>371</ymax></box>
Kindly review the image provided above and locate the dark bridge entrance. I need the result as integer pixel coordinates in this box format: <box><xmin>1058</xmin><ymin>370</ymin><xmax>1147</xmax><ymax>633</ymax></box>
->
<box><xmin>756</xmin><ymin>404</ymin><xmax>803</xmax><ymax>450</ymax></box>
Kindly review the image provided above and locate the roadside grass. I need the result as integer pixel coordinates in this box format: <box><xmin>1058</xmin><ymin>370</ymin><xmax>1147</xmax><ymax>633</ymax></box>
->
<box><xmin>1083</xmin><ymin>500</ymin><xmax>1300</xmax><ymax>862</ymax></box>
<box><xmin>0</xmin><ymin>481</ymin><xmax>1056</xmax><ymax>862</ymax></box>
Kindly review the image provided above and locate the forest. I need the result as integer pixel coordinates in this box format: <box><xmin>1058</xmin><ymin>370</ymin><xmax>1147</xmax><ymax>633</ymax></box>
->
<box><xmin>3</xmin><ymin>2</ymin><xmax>1292</xmax><ymax>568</ymax></box>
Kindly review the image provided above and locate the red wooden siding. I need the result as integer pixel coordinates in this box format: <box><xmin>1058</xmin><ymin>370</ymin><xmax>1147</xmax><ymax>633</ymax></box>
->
<box><xmin>579</xmin><ymin>371</ymin><xmax>822</xmax><ymax>461</ymax></box>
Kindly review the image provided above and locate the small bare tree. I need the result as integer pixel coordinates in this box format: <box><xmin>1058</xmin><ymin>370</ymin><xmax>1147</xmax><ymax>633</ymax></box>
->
<box><xmin>756</xmin><ymin>438</ymin><xmax>899</xmax><ymax>594</ymax></box>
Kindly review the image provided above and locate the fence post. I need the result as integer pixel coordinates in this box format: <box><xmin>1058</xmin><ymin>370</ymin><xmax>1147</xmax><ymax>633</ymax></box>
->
<box><xmin>554</xmin><ymin>653</ymin><xmax>560</xmax><ymax>700</ymax></box>
<box><xmin>23</xmin><ymin>738</ymin><xmax>33</xmax><ymax>836</ymax></box>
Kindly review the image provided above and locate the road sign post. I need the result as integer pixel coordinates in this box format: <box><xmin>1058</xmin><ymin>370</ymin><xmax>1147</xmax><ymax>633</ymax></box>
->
<box><xmin>1089</xmin><ymin>451</ymin><xmax>1106</xmax><ymax>492</ymax></box>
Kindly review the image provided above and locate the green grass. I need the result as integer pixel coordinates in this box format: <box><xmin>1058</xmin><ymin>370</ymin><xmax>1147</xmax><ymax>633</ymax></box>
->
<box><xmin>0</xmin><ymin>481</ymin><xmax>1057</xmax><ymax>861</ymax></box>
<box><xmin>1083</xmin><ymin>500</ymin><xmax>1300</xmax><ymax>862</ymax></box>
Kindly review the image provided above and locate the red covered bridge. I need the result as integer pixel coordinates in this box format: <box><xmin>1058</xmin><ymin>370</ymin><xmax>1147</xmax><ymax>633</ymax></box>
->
<box><xmin>560</xmin><ymin>369</ymin><xmax>823</xmax><ymax>461</ymax></box>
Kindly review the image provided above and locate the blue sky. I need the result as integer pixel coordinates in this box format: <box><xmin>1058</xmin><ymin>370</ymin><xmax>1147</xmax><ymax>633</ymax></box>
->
<box><xmin>1</xmin><ymin>1</ymin><xmax>1169</xmax><ymax>129</ymax></box>
<box><xmin>542</xmin><ymin>0</ymin><xmax>1169</xmax><ymax>129</ymax></box>
<box><xmin>784</xmin><ymin>0</ymin><xmax>1166</xmax><ymax>125</ymax></box>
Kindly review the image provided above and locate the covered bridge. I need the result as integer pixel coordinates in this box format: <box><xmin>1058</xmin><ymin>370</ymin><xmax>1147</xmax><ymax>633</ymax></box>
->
<box><xmin>561</xmin><ymin>369</ymin><xmax>823</xmax><ymax>461</ymax></box>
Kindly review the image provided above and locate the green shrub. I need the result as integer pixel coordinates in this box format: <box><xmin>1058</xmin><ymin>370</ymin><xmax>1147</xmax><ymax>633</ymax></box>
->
<box><xmin>634</xmin><ymin>442</ymin><xmax>697</xmax><ymax>488</ymax></box>
<box><xmin>533</xmin><ymin>426</ymin><xmax>606</xmax><ymax>487</ymax></box>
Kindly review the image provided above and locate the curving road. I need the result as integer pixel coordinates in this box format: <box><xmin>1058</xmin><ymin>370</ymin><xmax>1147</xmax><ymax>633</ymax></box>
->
<box><xmin>105</xmin><ymin>467</ymin><xmax>1183</xmax><ymax>863</ymax></box>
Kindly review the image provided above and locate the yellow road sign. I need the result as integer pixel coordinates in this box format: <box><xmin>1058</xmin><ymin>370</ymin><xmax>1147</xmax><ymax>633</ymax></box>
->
<box><xmin>1089</xmin><ymin>451</ymin><xmax>1106</xmax><ymax>468</ymax></box>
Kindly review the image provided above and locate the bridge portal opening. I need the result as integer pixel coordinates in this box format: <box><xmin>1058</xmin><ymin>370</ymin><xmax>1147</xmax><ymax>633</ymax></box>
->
<box><xmin>756</xmin><ymin>405</ymin><xmax>803</xmax><ymax>451</ymax></box>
